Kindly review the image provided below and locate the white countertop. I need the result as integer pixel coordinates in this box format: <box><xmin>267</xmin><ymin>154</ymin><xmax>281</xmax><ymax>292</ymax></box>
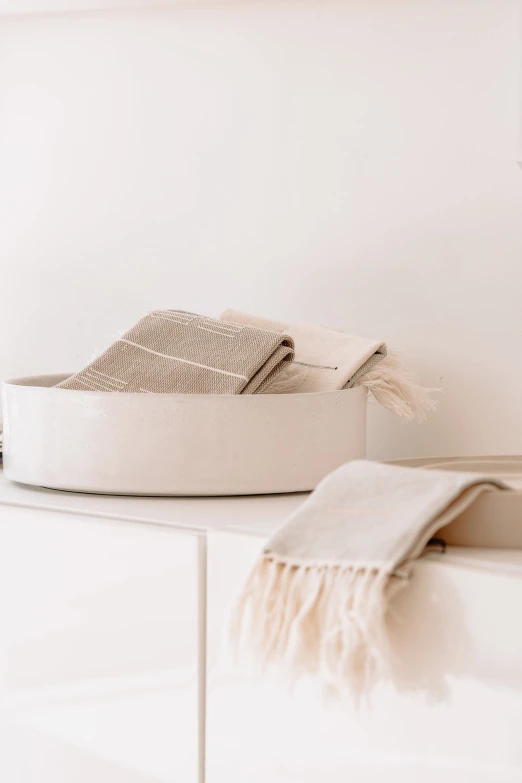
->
<box><xmin>1</xmin><ymin>469</ymin><xmax>522</xmax><ymax>571</ymax></box>
<box><xmin>0</xmin><ymin>469</ymin><xmax>306</xmax><ymax>537</ymax></box>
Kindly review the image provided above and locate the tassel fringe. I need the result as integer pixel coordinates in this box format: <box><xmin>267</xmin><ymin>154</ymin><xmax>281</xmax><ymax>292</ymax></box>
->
<box><xmin>262</xmin><ymin>351</ymin><xmax>438</xmax><ymax>419</ymax></box>
<box><xmin>354</xmin><ymin>350</ymin><xmax>439</xmax><ymax>423</ymax></box>
<box><xmin>230</xmin><ymin>555</ymin><xmax>404</xmax><ymax>695</ymax></box>
<box><xmin>260</xmin><ymin>363</ymin><xmax>308</xmax><ymax>394</ymax></box>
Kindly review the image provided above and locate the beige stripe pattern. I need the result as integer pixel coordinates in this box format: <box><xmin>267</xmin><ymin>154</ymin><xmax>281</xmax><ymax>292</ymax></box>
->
<box><xmin>57</xmin><ymin>311</ymin><xmax>295</xmax><ymax>395</ymax></box>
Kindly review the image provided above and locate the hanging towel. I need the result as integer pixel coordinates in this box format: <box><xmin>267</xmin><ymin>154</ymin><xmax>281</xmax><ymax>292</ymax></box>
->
<box><xmin>57</xmin><ymin>310</ymin><xmax>294</xmax><ymax>395</ymax></box>
<box><xmin>230</xmin><ymin>460</ymin><xmax>508</xmax><ymax>693</ymax></box>
<box><xmin>220</xmin><ymin>310</ymin><xmax>436</xmax><ymax>420</ymax></box>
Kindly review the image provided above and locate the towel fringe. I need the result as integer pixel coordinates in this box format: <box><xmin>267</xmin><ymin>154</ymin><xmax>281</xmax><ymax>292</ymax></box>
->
<box><xmin>229</xmin><ymin>554</ymin><xmax>404</xmax><ymax>694</ymax></box>
<box><xmin>354</xmin><ymin>350</ymin><xmax>439</xmax><ymax>423</ymax></box>
<box><xmin>260</xmin><ymin>363</ymin><xmax>308</xmax><ymax>394</ymax></box>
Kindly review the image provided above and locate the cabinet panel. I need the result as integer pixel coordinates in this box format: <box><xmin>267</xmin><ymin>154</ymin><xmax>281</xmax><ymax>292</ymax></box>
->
<box><xmin>206</xmin><ymin>531</ymin><xmax>522</xmax><ymax>783</ymax></box>
<box><xmin>0</xmin><ymin>506</ymin><xmax>199</xmax><ymax>783</ymax></box>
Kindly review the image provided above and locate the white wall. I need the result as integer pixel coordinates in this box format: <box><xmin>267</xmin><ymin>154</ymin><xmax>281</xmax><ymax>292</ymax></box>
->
<box><xmin>1</xmin><ymin>0</ymin><xmax>521</xmax><ymax>460</ymax></box>
<box><xmin>0</xmin><ymin>0</ymin><xmax>193</xmax><ymax>15</ymax></box>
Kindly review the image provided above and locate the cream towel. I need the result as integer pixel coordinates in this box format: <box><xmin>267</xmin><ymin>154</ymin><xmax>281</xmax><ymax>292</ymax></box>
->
<box><xmin>230</xmin><ymin>460</ymin><xmax>508</xmax><ymax>693</ymax></box>
<box><xmin>220</xmin><ymin>310</ymin><xmax>436</xmax><ymax>420</ymax></box>
<box><xmin>57</xmin><ymin>310</ymin><xmax>294</xmax><ymax>395</ymax></box>
<box><xmin>220</xmin><ymin>309</ymin><xmax>385</xmax><ymax>391</ymax></box>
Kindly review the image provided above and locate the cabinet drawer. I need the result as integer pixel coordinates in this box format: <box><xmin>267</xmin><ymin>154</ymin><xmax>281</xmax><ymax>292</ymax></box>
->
<box><xmin>0</xmin><ymin>505</ymin><xmax>199</xmax><ymax>783</ymax></box>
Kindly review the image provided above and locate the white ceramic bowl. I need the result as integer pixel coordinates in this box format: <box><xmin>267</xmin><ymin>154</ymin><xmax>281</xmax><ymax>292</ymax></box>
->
<box><xmin>1</xmin><ymin>374</ymin><xmax>367</xmax><ymax>496</ymax></box>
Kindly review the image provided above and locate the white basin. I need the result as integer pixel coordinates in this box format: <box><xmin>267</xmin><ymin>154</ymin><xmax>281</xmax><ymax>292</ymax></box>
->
<box><xmin>1</xmin><ymin>374</ymin><xmax>367</xmax><ymax>496</ymax></box>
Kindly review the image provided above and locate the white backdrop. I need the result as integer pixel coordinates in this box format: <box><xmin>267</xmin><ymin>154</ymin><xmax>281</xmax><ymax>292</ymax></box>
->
<box><xmin>1</xmin><ymin>0</ymin><xmax>521</xmax><ymax>460</ymax></box>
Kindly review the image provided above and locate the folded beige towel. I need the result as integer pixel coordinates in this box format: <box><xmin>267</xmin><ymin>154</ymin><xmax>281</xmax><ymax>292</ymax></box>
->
<box><xmin>220</xmin><ymin>309</ymin><xmax>385</xmax><ymax>391</ymax></box>
<box><xmin>57</xmin><ymin>310</ymin><xmax>294</xmax><ymax>395</ymax></box>
<box><xmin>230</xmin><ymin>460</ymin><xmax>508</xmax><ymax>693</ymax></box>
<box><xmin>221</xmin><ymin>310</ymin><xmax>436</xmax><ymax>420</ymax></box>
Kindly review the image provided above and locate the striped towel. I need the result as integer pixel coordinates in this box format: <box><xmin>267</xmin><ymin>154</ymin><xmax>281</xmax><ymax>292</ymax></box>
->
<box><xmin>56</xmin><ymin>311</ymin><xmax>295</xmax><ymax>395</ymax></box>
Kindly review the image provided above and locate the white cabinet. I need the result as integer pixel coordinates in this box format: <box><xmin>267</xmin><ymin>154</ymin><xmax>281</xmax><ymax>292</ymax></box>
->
<box><xmin>0</xmin><ymin>474</ymin><xmax>298</xmax><ymax>783</ymax></box>
<box><xmin>0</xmin><ymin>505</ymin><xmax>200</xmax><ymax>783</ymax></box>
<box><xmin>206</xmin><ymin>531</ymin><xmax>522</xmax><ymax>783</ymax></box>
<box><xmin>2</xmin><ymin>479</ymin><xmax>522</xmax><ymax>783</ymax></box>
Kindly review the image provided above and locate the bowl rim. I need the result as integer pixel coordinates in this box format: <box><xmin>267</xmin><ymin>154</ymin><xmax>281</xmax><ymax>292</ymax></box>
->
<box><xmin>2</xmin><ymin>373</ymin><xmax>368</xmax><ymax>401</ymax></box>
